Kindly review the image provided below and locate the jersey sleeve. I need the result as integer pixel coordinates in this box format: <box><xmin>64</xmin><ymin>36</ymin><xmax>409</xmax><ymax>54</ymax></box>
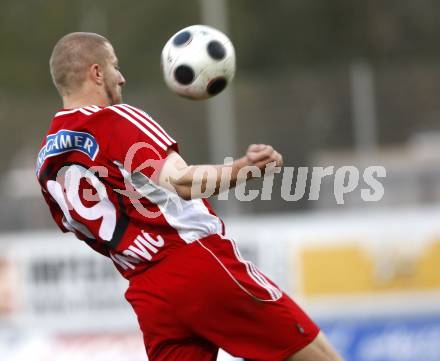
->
<box><xmin>103</xmin><ymin>104</ymin><xmax>179</xmax><ymax>180</ymax></box>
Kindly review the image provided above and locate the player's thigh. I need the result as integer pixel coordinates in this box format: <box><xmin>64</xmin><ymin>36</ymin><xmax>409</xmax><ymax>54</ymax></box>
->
<box><xmin>284</xmin><ymin>331</ymin><xmax>344</xmax><ymax>361</ymax></box>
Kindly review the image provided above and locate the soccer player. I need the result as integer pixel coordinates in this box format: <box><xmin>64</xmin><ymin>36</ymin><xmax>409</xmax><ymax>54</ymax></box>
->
<box><xmin>37</xmin><ymin>32</ymin><xmax>343</xmax><ymax>361</ymax></box>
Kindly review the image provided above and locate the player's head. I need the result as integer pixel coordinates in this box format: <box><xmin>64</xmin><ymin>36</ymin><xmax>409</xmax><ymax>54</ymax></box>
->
<box><xmin>50</xmin><ymin>32</ymin><xmax>125</xmax><ymax>105</ymax></box>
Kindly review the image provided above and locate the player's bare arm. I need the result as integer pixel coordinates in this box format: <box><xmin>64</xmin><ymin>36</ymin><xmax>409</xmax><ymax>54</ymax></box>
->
<box><xmin>158</xmin><ymin>144</ymin><xmax>283</xmax><ymax>199</ymax></box>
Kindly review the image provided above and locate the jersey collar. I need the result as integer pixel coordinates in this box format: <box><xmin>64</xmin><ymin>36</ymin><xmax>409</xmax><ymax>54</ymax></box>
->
<box><xmin>55</xmin><ymin>105</ymin><xmax>103</xmax><ymax>117</ymax></box>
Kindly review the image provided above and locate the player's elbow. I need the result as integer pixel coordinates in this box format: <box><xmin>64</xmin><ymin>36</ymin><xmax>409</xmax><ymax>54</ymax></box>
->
<box><xmin>173</xmin><ymin>182</ymin><xmax>211</xmax><ymax>200</ymax></box>
<box><xmin>176</xmin><ymin>186</ymin><xmax>193</xmax><ymax>201</ymax></box>
<box><xmin>168</xmin><ymin>180</ymin><xmax>193</xmax><ymax>201</ymax></box>
<box><xmin>162</xmin><ymin>168</ymin><xmax>213</xmax><ymax>200</ymax></box>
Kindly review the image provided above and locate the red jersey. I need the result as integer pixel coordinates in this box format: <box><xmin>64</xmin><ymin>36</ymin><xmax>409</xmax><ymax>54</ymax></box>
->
<box><xmin>37</xmin><ymin>104</ymin><xmax>224</xmax><ymax>278</ymax></box>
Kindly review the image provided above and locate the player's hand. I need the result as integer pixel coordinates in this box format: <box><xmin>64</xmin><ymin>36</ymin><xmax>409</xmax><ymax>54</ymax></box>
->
<box><xmin>246</xmin><ymin>144</ymin><xmax>283</xmax><ymax>170</ymax></box>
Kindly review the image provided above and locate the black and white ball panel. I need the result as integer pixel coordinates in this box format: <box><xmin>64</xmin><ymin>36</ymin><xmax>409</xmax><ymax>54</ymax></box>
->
<box><xmin>161</xmin><ymin>24</ymin><xmax>235</xmax><ymax>99</ymax></box>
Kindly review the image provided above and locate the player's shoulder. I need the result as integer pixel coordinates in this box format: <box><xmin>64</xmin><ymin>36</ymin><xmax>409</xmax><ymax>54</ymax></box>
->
<box><xmin>105</xmin><ymin>103</ymin><xmax>152</xmax><ymax>121</ymax></box>
<box><xmin>53</xmin><ymin>104</ymin><xmax>151</xmax><ymax>132</ymax></box>
<box><xmin>90</xmin><ymin>104</ymin><xmax>155</xmax><ymax>128</ymax></box>
<box><xmin>102</xmin><ymin>104</ymin><xmax>176</xmax><ymax>149</ymax></box>
<box><xmin>52</xmin><ymin>104</ymin><xmax>150</xmax><ymax>122</ymax></box>
<box><xmin>53</xmin><ymin>104</ymin><xmax>176</xmax><ymax>150</ymax></box>
<box><xmin>53</xmin><ymin>106</ymin><xmax>101</xmax><ymax>118</ymax></box>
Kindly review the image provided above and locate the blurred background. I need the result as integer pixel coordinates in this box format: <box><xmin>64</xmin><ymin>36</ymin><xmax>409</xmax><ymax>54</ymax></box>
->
<box><xmin>1</xmin><ymin>0</ymin><xmax>440</xmax><ymax>360</ymax></box>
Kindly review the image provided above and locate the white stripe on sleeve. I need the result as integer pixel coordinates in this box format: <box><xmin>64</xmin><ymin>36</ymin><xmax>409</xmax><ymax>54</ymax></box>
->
<box><xmin>123</xmin><ymin>104</ymin><xmax>176</xmax><ymax>143</ymax></box>
<box><xmin>116</xmin><ymin>104</ymin><xmax>173</xmax><ymax>146</ymax></box>
<box><xmin>108</xmin><ymin>106</ymin><xmax>168</xmax><ymax>151</ymax></box>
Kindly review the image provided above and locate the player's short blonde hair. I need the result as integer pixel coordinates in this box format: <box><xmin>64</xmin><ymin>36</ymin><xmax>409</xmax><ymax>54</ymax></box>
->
<box><xmin>49</xmin><ymin>32</ymin><xmax>111</xmax><ymax>96</ymax></box>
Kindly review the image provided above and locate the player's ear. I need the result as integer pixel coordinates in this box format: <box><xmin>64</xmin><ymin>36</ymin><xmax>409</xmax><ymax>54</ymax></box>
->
<box><xmin>90</xmin><ymin>63</ymin><xmax>104</xmax><ymax>85</ymax></box>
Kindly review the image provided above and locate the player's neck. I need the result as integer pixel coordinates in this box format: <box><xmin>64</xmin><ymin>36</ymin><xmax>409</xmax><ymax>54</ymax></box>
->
<box><xmin>62</xmin><ymin>90</ymin><xmax>110</xmax><ymax>110</ymax></box>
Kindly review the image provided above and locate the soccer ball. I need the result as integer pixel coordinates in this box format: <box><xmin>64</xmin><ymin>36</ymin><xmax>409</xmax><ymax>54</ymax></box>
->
<box><xmin>161</xmin><ymin>24</ymin><xmax>236</xmax><ymax>100</ymax></box>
